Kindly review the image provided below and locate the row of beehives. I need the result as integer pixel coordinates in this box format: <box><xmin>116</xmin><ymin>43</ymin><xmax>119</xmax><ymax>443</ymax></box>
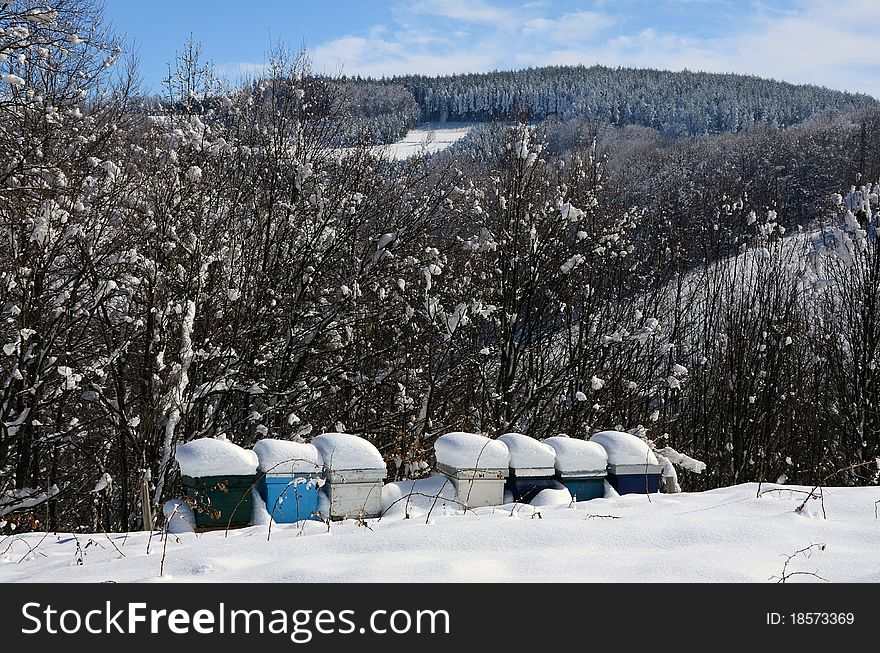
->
<box><xmin>171</xmin><ymin>430</ymin><xmax>662</xmax><ymax>530</ymax></box>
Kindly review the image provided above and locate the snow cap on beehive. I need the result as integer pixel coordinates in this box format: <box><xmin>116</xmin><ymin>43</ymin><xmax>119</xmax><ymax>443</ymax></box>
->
<box><xmin>253</xmin><ymin>439</ymin><xmax>322</xmax><ymax>475</ymax></box>
<box><xmin>434</xmin><ymin>431</ymin><xmax>509</xmax><ymax>469</ymax></box>
<box><xmin>543</xmin><ymin>436</ymin><xmax>608</xmax><ymax>473</ymax></box>
<box><xmin>174</xmin><ymin>437</ymin><xmax>259</xmax><ymax>477</ymax></box>
<box><xmin>498</xmin><ymin>432</ymin><xmax>556</xmax><ymax>469</ymax></box>
<box><xmin>312</xmin><ymin>432</ymin><xmax>385</xmax><ymax>471</ymax></box>
<box><xmin>589</xmin><ymin>430</ymin><xmax>658</xmax><ymax>466</ymax></box>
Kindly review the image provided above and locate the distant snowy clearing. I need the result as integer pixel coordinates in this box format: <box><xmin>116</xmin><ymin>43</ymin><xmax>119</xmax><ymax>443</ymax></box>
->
<box><xmin>2</xmin><ymin>483</ymin><xmax>878</xmax><ymax>583</ymax></box>
<box><xmin>371</xmin><ymin>123</ymin><xmax>473</xmax><ymax>160</ymax></box>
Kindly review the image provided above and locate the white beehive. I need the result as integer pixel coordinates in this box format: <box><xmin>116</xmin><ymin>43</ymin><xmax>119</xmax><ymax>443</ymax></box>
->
<box><xmin>313</xmin><ymin>432</ymin><xmax>387</xmax><ymax>520</ymax></box>
<box><xmin>434</xmin><ymin>432</ymin><xmax>509</xmax><ymax>508</ymax></box>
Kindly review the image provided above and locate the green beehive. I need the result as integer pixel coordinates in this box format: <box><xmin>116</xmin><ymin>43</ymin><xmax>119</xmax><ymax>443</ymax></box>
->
<box><xmin>175</xmin><ymin>437</ymin><xmax>259</xmax><ymax>531</ymax></box>
<box><xmin>181</xmin><ymin>474</ymin><xmax>257</xmax><ymax>530</ymax></box>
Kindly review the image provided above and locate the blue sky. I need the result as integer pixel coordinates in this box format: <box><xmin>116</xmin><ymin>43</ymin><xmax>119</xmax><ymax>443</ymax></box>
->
<box><xmin>104</xmin><ymin>0</ymin><xmax>880</xmax><ymax>98</ymax></box>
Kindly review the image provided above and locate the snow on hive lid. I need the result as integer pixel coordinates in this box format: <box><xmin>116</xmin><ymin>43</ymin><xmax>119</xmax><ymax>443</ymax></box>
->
<box><xmin>175</xmin><ymin>437</ymin><xmax>258</xmax><ymax>477</ymax></box>
<box><xmin>253</xmin><ymin>439</ymin><xmax>322</xmax><ymax>475</ymax></box>
<box><xmin>312</xmin><ymin>432</ymin><xmax>385</xmax><ymax>471</ymax></box>
<box><xmin>543</xmin><ymin>436</ymin><xmax>608</xmax><ymax>473</ymax></box>
<box><xmin>589</xmin><ymin>430</ymin><xmax>658</xmax><ymax>466</ymax></box>
<box><xmin>498</xmin><ymin>432</ymin><xmax>556</xmax><ymax>469</ymax></box>
<box><xmin>434</xmin><ymin>431</ymin><xmax>509</xmax><ymax>469</ymax></box>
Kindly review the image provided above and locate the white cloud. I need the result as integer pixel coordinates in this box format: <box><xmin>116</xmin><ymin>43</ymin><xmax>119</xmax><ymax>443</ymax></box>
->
<box><xmin>306</xmin><ymin>1</ymin><xmax>619</xmax><ymax>78</ymax></box>
<box><xmin>555</xmin><ymin>1</ymin><xmax>880</xmax><ymax>97</ymax></box>
<box><xmin>310</xmin><ymin>33</ymin><xmax>501</xmax><ymax>77</ymax></box>
<box><xmin>522</xmin><ymin>17</ymin><xmax>555</xmax><ymax>33</ymax></box>
<box><xmin>713</xmin><ymin>0</ymin><xmax>880</xmax><ymax>96</ymax></box>
<box><xmin>513</xmin><ymin>28</ymin><xmax>725</xmax><ymax>74</ymax></box>
<box><xmin>521</xmin><ymin>11</ymin><xmax>616</xmax><ymax>40</ymax></box>
<box><xmin>215</xmin><ymin>61</ymin><xmax>269</xmax><ymax>81</ymax></box>
<box><xmin>405</xmin><ymin>0</ymin><xmax>517</xmax><ymax>26</ymax></box>
<box><xmin>219</xmin><ymin>0</ymin><xmax>880</xmax><ymax>98</ymax></box>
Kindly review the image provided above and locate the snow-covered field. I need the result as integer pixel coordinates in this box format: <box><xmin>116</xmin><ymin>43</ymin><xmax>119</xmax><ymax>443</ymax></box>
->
<box><xmin>2</xmin><ymin>482</ymin><xmax>877</xmax><ymax>583</ymax></box>
<box><xmin>372</xmin><ymin>123</ymin><xmax>473</xmax><ymax>160</ymax></box>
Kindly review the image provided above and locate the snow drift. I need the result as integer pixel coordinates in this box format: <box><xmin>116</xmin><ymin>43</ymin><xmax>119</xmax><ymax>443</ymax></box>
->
<box><xmin>381</xmin><ymin>474</ymin><xmax>459</xmax><ymax>518</ymax></box>
<box><xmin>6</xmin><ymin>483</ymin><xmax>878</xmax><ymax>583</ymax></box>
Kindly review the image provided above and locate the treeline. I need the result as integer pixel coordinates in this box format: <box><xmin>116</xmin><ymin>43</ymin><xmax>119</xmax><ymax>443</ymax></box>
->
<box><xmin>2</xmin><ymin>1</ymin><xmax>878</xmax><ymax>533</ymax></box>
<box><xmin>139</xmin><ymin>42</ymin><xmax>421</xmax><ymax>148</ymax></box>
<box><xmin>380</xmin><ymin>65</ymin><xmax>877</xmax><ymax>136</ymax></box>
<box><xmin>333</xmin><ymin>81</ymin><xmax>420</xmax><ymax>145</ymax></box>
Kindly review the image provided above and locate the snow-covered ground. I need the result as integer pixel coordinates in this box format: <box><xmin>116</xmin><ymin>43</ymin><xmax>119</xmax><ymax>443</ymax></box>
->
<box><xmin>371</xmin><ymin>123</ymin><xmax>473</xmax><ymax>160</ymax></box>
<box><xmin>2</xmin><ymin>483</ymin><xmax>877</xmax><ymax>583</ymax></box>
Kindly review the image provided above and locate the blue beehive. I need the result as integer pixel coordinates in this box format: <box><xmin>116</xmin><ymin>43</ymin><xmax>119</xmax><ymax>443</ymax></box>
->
<box><xmin>258</xmin><ymin>475</ymin><xmax>322</xmax><ymax>522</ymax></box>
<box><xmin>606</xmin><ymin>465</ymin><xmax>662</xmax><ymax>494</ymax></box>
<box><xmin>506</xmin><ymin>475</ymin><xmax>560</xmax><ymax>502</ymax></box>
<box><xmin>590</xmin><ymin>431</ymin><xmax>662</xmax><ymax>496</ymax></box>
<box><xmin>543</xmin><ymin>436</ymin><xmax>609</xmax><ymax>502</ymax></box>
<box><xmin>498</xmin><ymin>433</ymin><xmax>558</xmax><ymax>503</ymax></box>
<box><xmin>557</xmin><ymin>474</ymin><xmax>606</xmax><ymax>500</ymax></box>
<box><xmin>253</xmin><ymin>439</ymin><xmax>324</xmax><ymax>523</ymax></box>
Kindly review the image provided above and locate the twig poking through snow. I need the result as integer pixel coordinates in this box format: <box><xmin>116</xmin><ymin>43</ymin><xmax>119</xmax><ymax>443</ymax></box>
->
<box><xmin>796</xmin><ymin>460</ymin><xmax>880</xmax><ymax>519</ymax></box>
<box><xmin>770</xmin><ymin>543</ymin><xmax>827</xmax><ymax>583</ymax></box>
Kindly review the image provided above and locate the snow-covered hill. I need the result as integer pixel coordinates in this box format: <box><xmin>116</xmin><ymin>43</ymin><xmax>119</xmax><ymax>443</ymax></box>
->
<box><xmin>371</xmin><ymin>123</ymin><xmax>473</xmax><ymax>160</ymax></box>
<box><xmin>2</xmin><ymin>483</ymin><xmax>877</xmax><ymax>583</ymax></box>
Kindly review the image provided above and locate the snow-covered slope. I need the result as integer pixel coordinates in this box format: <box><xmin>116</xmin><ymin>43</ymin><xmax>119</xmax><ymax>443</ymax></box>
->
<box><xmin>372</xmin><ymin>123</ymin><xmax>472</xmax><ymax>160</ymax></box>
<box><xmin>2</xmin><ymin>484</ymin><xmax>877</xmax><ymax>583</ymax></box>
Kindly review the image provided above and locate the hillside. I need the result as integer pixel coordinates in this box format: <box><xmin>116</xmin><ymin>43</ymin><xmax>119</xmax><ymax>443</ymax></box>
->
<box><xmin>358</xmin><ymin>65</ymin><xmax>879</xmax><ymax>138</ymax></box>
